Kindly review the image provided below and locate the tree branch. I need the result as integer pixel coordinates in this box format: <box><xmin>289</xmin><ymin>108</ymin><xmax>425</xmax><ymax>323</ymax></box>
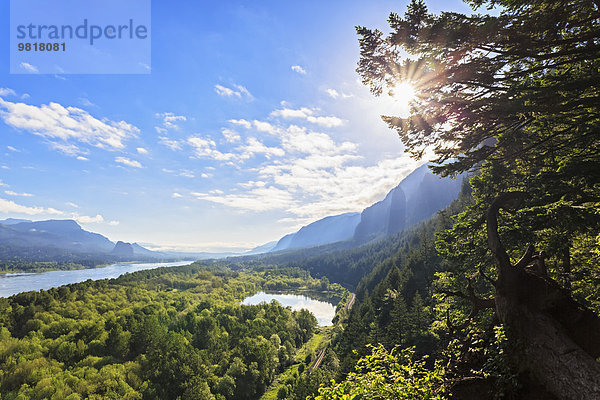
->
<box><xmin>486</xmin><ymin>192</ymin><xmax>527</xmax><ymax>273</ymax></box>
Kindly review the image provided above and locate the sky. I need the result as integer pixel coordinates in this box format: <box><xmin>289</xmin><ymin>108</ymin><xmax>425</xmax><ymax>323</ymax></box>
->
<box><xmin>0</xmin><ymin>0</ymin><xmax>473</xmax><ymax>252</ymax></box>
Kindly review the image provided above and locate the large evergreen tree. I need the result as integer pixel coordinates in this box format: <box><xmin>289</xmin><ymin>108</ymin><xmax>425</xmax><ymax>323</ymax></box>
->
<box><xmin>357</xmin><ymin>0</ymin><xmax>600</xmax><ymax>397</ymax></box>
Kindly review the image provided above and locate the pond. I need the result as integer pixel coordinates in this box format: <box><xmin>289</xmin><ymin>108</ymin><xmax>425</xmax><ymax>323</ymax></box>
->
<box><xmin>242</xmin><ymin>291</ymin><xmax>337</xmax><ymax>326</ymax></box>
<box><xmin>0</xmin><ymin>261</ymin><xmax>193</xmax><ymax>298</ymax></box>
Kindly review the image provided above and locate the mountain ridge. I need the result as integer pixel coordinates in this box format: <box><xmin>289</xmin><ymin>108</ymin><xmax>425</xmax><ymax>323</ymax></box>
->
<box><xmin>270</xmin><ymin>164</ymin><xmax>464</xmax><ymax>252</ymax></box>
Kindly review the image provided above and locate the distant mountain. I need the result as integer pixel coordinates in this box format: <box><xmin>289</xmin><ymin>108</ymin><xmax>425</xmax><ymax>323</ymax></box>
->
<box><xmin>111</xmin><ymin>241</ymin><xmax>134</xmax><ymax>257</ymax></box>
<box><xmin>244</xmin><ymin>241</ymin><xmax>278</xmax><ymax>255</ymax></box>
<box><xmin>272</xmin><ymin>212</ymin><xmax>361</xmax><ymax>252</ymax></box>
<box><xmin>0</xmin><ymin>219</ymin><xmax>115</xmax><ymax>253</ymax></box>
<box><xmin>0</xmin><ymin>219</ymin><xmax>162</xmax><ymax>261</ymax></box>
<box><xmin>271</xmin><ymin>164</ymin><xmax>465</xmax><ymax>252</ymax></box>
<box><xmin>353</xmin><ymin>164</ymin><xmax>464</xmax><ymax>242</ymax></box>
<box><xmin>132</xmin><ymin>242</ymin><xmax>164</xmax><ymax>257</ymax></box>
<box><xmin>0</xmin><ymin>218</ymin><xmax>32</xmax><ymax>225</ymax></box>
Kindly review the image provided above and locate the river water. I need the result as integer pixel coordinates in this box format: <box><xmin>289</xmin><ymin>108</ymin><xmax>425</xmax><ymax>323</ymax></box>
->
<box><xmin>242</xmin><ymin>291</ymin><xmax>336</xmax><ymax>326</ymax></box>
<box><xmin>0</xmin><ymin>261</ymin><xmax>193</xmax><ymax>298</ymax></box>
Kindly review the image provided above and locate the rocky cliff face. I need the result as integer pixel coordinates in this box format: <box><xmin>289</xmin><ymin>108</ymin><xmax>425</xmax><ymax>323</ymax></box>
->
<box><xmin>353</xmin><ymin>188</ymin><xmax>407</xmax><ymax>242</ymax></box>
<box><xmin>352</xmin><ymin>165</ymin><xmax>464</xmax><ymax>243</ymax></box>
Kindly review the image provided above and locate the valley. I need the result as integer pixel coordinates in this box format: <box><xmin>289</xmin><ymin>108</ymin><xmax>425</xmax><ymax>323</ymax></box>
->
<box><xmin>1</xmin><ymin>0</ymin><xmax>599</xmax><ymax>397</ymax></box>
<box><xmin>0</xmin><ymin>263</ymin><xmax>349</xmax><ymax>399</ymax></box>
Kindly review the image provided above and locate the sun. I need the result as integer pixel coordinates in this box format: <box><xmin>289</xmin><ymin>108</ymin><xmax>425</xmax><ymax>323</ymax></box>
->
<box><xmin>391</xmin><ymin>81</ymin><xmax>416</xmax><ymax>108</ymax></box>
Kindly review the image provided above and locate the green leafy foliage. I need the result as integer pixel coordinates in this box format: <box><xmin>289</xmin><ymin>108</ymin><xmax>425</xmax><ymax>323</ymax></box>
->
<box><xmin>310</xmin><ymin>344</ymin><xmax>446</xmax><ymax>400</ymax></box>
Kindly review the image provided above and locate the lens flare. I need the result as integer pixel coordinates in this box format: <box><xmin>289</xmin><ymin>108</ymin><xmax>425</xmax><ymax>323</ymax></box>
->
<box><xmin>392</xmin><ymin>81</ymin><xmax>416</xmax><ymax>108</ymax></box>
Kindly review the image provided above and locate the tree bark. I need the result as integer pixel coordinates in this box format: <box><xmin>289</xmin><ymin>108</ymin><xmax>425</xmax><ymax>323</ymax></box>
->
<box><xmin>487</xmin><ymin>192</ymin><xmax>600</xmax><ymax>399</ymax></box>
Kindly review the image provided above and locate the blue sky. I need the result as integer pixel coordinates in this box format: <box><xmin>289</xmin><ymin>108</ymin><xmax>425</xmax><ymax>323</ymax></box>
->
<box><xmin>0</xmin><ymin>0</ymin><xmax>472</xmax><ymax>252</ymax></box>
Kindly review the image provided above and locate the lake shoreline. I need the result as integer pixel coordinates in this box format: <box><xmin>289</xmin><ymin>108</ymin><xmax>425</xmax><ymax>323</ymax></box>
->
<box><xmin>242</xmin><ymin>291</ymin><xmax>337</xmax><ymax>326</ymax></box>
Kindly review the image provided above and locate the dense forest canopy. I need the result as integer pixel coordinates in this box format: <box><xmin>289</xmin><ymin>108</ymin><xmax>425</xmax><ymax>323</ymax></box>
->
<box><xmin>0</xmin><ymin>264</ymin><xmax>348</xmax><ymax>399</ymax></box>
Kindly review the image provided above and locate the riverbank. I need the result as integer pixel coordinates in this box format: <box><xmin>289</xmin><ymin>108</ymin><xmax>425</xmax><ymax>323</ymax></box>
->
<box><xmin>0</xmin><ymin>261</ymin><xmax>107</xmax><ymax>274</ymax></box>
<box><xmin>0</xmin><ymin>260</ymin><xmax>193</xmax><ymax>297</ymax></box>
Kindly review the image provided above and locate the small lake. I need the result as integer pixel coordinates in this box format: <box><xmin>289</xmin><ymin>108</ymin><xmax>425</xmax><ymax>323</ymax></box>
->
<box><xmin>242</xmin><ymin>291</ymin><xmax>336</xmax><ymax>326</ymax></box>
<box><xmin>0</xmin><ymin>261</ymin><xmax>193</xmax><ymax>298</ymax></box>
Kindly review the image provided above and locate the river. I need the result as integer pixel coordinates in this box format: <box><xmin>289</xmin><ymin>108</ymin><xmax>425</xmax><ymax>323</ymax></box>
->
<box><xmin>0</xmin><ymin>261</ymin><xmax>193</xmax><ymax>298</ymax></box>
<box><xmin>242</xmin><ymin>291</ymin><xmax>337</xmax><ymax>326</ymax></box>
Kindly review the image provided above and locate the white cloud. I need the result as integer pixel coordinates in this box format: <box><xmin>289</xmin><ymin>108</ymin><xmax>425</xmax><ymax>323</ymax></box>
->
<box><xmin>234</xmin><ymin>84</ymin><xmax>253</xmax><ymax>98</ymax></box>
<box><xmin>79</xmin><ymin>97</ymin><xmax>95</xmax><ymax>107</ymax></box>
<box><xmin>306</xmin><ymin>115</ymin><xmax>345</xmax><ymax>128</ymax></box>
<box><xmin>325</xmin><ymin>88</ymin><xmax>353</xmax><ymax>99</ymax></box>
<box><xmin>0</xmin><ymin>198</ymin><xmax>62</xmax><ymax>215</ymax></box>
<box><xmin>49</xmin><ymin>142</ymin><xmax>85</xmax><ymax>156</ymax></box>
<box><xmin>5</xmin><ymin>190</ymin><xmax>33</xmax><ymax>197</ymax></box>
<box><xmin>239</xmin><ymin>180</ymin><xmax>267</xmax><ymax>189</ymax></box>
<box><xmin>0</xmin><ymin>180</ymin><xmax>7</xmax><ymax>187</ymax></box>
<box><xmin>163</xmin><ymin>168</ymin><xmax>195</xmax><ymax>178</ymax></box>
<box><xmin>277</xmin><ymin>125</ymin><xmax>356</xmax><ymax>155</ymax></box>
<box><xmin>172</xmin><ymin>192</ymin><xmax>183</xmax><ymax>198</ymax></box>
<box><xmin>270</xmin><ymin>107</ymin><xmax>314</xmax><ymax>119</ymax></box>
<box><xmin>115</xmin><ymin>157</ymin><xmax>142</xmax><ymax>168</ymax></box>
<box><xmin>214</xmin><ymin>85</ymin><xmax>236</xmax><ymax>97</ymax></box>
<box><xmin>291</xmin><ymin>65</ymin><xmax>307</xmax><ymax>75</ymax></box>
<box><xmin>253</xmin><ymin>120</ymin><xmax>279</xmax><ymax>134</ymax></box>
<box><xmin>76</xmin><ymin>156</ymin><xmax>88</xmax><ymax>161</ymax></box>
<box><xmin>193</xmin><ymin>121</ymin><xmax>420</xmax><ymax>220</ymax></box>
<box><xmin>269</xmin><ymin>106</ymin><xmax>344</xmax><ymax>127</ymax></box>
<box><xmin>159</xmin><ymin>136</ymin><xmax>184</xmax><ymax>150</ymax></box>
<box><xmin>193</xmin><ymin>186</ymin><xmax>295</xmax><ymax>212</ymax></box>
<box><xmin>326</xmin><ymin>89</ymin><xmax>339</xmax><ymax>99</ymax></box>
<box><xmin>20</xmin><ymin>62</ymin><xmax>39</xmax><ymax>73</ymax></box>
<box><xmin>229</xmin><ymin>119</ymin><xmax>252</xmax><ymax>129</ymax></box>
<box><xmin>75</xmin><ymin>214</ymin><xmax>104</xmax><ymax>224</ymax></box>
<box><xmin>108</xmin><ymin>220</ymin><xmax>120</xmax><ymax>226</ymax></box>
<box><xmin>156</xmin><ymin>112</ymin><xmax>186</xmax><ymax>130</ymax></box>
<box><xmin>214</xmin><ymin>84</ymin><xmax>253</xmax><ymax>99</ymax></box>
<box><xmin>221</xmin><ymin>128</ymin><xmax>241</xmax><ymax>143</ymax></box>
<box><xmin>238</xmin><ymin>137</ymin><xmax>285</xmax><ymax>159</ymax></box>
<box><xmin>188</xmin><ymin>136</ymin><xmax>235</xmax><ymax>161</ymax></box>
<box><xmin>0</xmin><ymin>88</ymin><xmax>16</xmax><ymax>97</ymax></box>
<box><xmin>66</xmin><ymin>202</ymin><xmax>79</xmax><ymax>208</ymax></box>
<box><xmin>7</xmin><ymin>146</ymin><xmax>19</xmax><ymax>152</ymax></box>
<box><xmin>0</xmin><ymin>98</ymin><xmax>139</xmax><ymax>152</ymax></box>
<box><xmin>137</xmin><ymin>147</ymin><xmax>149</xmax><ymax>154</ymax></box>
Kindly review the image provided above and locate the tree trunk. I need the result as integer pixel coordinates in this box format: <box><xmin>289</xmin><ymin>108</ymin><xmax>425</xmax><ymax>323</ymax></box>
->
<box><xmin>487</xmin><ymin>193</ymin><xmax>600</xmax><ymax>399</ymax></box>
